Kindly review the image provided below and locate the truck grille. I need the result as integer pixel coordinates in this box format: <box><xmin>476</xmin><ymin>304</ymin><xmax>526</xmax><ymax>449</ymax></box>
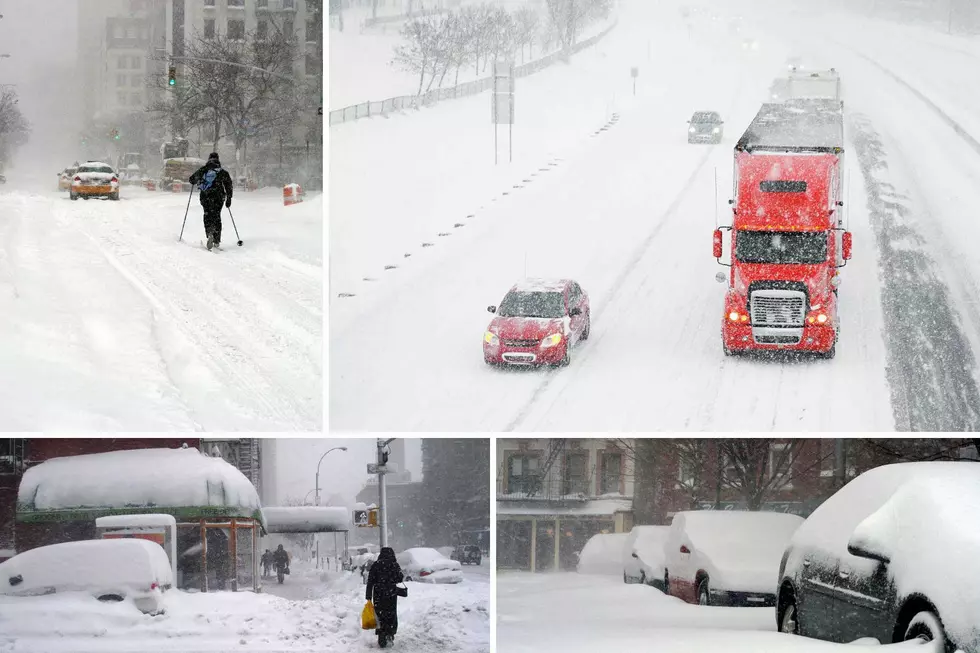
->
<box><xmin>750</xmin><ymin>290</ymin><xmax>806</xmax><ymax>326</ymax></box>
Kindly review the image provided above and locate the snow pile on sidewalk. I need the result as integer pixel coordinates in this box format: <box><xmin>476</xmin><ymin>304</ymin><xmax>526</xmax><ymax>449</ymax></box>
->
<box><xmin>18</xmin><ymin>447</ymin><xmax>260</xmax><ymax>514</ymax></box>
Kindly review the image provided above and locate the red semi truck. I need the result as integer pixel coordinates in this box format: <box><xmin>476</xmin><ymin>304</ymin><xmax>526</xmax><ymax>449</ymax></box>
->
<box><xmin>713</xmin><ymin>101</ymin><xmax>852</xmax><ymax>359</ymax></box>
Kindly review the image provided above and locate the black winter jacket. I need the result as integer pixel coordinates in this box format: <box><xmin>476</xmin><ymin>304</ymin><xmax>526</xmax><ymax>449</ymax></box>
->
<box><xmin>189</xmin><ymin>160</ymin><xmax>233</xmax><ymax>206</ymax></box>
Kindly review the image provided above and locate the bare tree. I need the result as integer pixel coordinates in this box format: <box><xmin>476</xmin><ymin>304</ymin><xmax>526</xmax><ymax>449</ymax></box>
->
<box><xmin>0</xmin><ymin>87</ymin><xmax>29</xmax><ymax>166</ymax></box>
<box><xmin>513</xmin><ymin>6</ymin><xmax>541</xmax><ymax>63</ymax></box>
<box><xmin>485</xmin><ymin>6</ymin><xmax>517</xmax><ymax>70</ymax></box>
<box><xmin>393</xmin><ymin>13</ymin><xmax>441</xmax><ymax>95</ymax></box>
<box><xmin>717</xmin><ymin>439</ymin><xmax>833</xmax><ymax>510</ymax></box>
<box><xmin>543</xmin><ymin>0</ymin><xmax>608</xmax><ymax>57</ymax></box>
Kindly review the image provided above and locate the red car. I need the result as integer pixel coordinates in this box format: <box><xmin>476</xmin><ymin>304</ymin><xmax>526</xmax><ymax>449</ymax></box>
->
<box><xmin>484</xmin><ymin>279</ymin><xmax>590</xmax><ymax>367</ymax></box>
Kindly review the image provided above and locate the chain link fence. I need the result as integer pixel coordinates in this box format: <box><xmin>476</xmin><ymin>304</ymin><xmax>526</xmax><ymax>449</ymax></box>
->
<box><xmin>329</xmin><ymin>20</ymin><xmax>619</xmax><ymax>127</ymax></box>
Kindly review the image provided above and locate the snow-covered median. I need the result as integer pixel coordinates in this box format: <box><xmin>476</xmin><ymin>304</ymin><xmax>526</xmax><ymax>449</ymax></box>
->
<box><xmin>0</xmin><ymin>562</ymin><xmax>489</xmax><ymax>652</ymax></box>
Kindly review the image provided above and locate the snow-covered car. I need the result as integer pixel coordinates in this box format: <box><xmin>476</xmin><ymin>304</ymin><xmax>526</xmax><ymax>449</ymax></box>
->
<box><xmin>578</xmin><ymin>533</ymin><xmax>630</xmax><ymax>576</ymax></box>
<box><xmin>777</xmin><ymin>462</ymin><xmax>980</xmax><ymax>652</ymax></box>
<box><xmin>451</xmin><ymin>545</ymin><xmax>482</xmax><ymax>565</ymax></box>
<box><xmin>70</xmin><ymin>161</ymin><xmax>120</xmax><ymax>201</ymax></box>
<box><xmin>687</xmin><ymin>111</ymin><xmax>723</xmax><ymax>144</ymax></box>
<box><xmin>397</xmin><ymin>547</ymin><xmax>463</xmax><ymax>584</ymax></box>
<box><xmin>484</xmin><ymin>278</ymin><xmax>590</xmax><ymax>367</ymax></box>
<box><xmin>58</xmin><ymin>167</ymin><xmax>77</xmax><ymax>192</ymax></box>
<box><xmin>0</xmin><ymin>539</ymin><xmax>172</xmax><ymax>615</ymax></box>
<box><xmin>664</xmin><ymin>510</ymin><xmax>803</xmax><ymax>607</ymax></box>
<box><xmin>623</xmin><ymin>525</ymin><xmax>670</xmax><ymax>587</ymax></box>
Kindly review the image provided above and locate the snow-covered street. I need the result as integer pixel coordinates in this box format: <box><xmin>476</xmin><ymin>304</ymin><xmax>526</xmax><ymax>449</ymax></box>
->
<box><xmin>330</xmin><ymin>0</ymin><xmax>980</xmax><ymax>432</ymax></box>
<box><xmin>0</xmin><ymin>186</ymin><xmax>322</xmax><ymax>431</ymax></box>
<box><xmin>496</xmin><ymin>572</ymin><xmax>936</xmax><ymax>652</ymax></box>
<box><xmin>0</xmin><ymin>561</ymin><xmax>489</xmax><ymax>653</ymax></box>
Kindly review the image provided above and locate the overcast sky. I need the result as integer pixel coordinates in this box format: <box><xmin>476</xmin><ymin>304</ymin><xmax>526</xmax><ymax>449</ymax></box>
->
<box><xmin>271</xmin><ymin>438</ymin><xmax>422</xmax><ymax>507</ymax></box>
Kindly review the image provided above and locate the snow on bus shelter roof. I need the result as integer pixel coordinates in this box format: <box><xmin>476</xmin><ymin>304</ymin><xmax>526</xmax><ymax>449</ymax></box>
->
<box><xmin>17</xmin><ymin>448</ymin><xmax>262</xmax><ymax>523</ymax></box>
<box><xmin>262</xmin><ymin>507</ymin><xmax>350</xmax><ymax>533</ymax></box>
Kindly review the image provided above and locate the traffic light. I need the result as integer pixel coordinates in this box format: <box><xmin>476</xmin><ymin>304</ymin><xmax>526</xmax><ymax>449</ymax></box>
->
<box><xmin>109</xmin><ymin>128</ymin><xmax>120</xmax><ymax>140</ymax></box>
<box><xmin>168</xmin><ymin>66</ymin><xmax>176</xmax><ymax>86</ymax></box>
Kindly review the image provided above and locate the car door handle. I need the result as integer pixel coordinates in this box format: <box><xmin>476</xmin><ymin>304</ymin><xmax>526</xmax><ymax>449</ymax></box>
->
<box><xmin>838</xmin><ymin>571</ymin><xmax>850</xmax><ymax>579</ymax></box>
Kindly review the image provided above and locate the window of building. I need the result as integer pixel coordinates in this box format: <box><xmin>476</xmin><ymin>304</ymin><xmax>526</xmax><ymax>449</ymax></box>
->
<box><xmin>228</xmin><ymin>0</ymin><xmax>244</xmax><ymax>6</ymax></box>
<box><xmin>117</xmin><ymin>92</ymin><xmax>128</xmax><ymax>106</ymax></box>
<box><xmin>599</xmin><ymin>452</ymin><xmax>622</xmax><ymax>495</ymax></box>
<box><xmin>117</xmin><ymin>57</ymin><xmax>127</xmax><ymax>70</ymax></box>
<box><xmin>126</xmin><ymin>25</ymin><xmax>136</xmax><ymax>39</ymax></box>
<box><xmin>283</xmin><ymin>0</ymin><xmax>295</xmax><ymax>9</ymax></box>
<box><xmin>678</xmin><ymin>457</ymin><xmax>697</xmax><ymax>488</ymax></box>
<box><xmin>256</xmin><ymin>20</ymin><xmax>268</xmax><ymax>40</ymax></box>
<box><xmin>228</xmin><ymin>19</ymin><xmax>245</xmax><ymax>40</ymax></box>
<box><xmin>257</xmin><ymin>0</ymin><xmax>268</xmax><ymax>6</ymax></box>
<box><xmin>204</xmin><ymin>19</ymin><xmax>216</xmax><ymax>39</ymax></box>
<box><xmin>507</xmin><ymin>453</ymin><xmax>541</xmax><ymax>496</ymax></box>
<box><xmin>562</xmin><ymin>452</ymin><xmax>588</xmax><ymax>496</ymax></box>
<box><xmin>132</xmin><ymin>74</ymin><xmax>142</xmax><ymax>87</ymax></box>
<box><xmin>131</xmin><ymin>56</ymin><xmax>142</xmax><ymax>70</ymax></box>
<box><xmin>117</xmin><ymin>74</ymin><xmax>128</xmax><ymax>87</ymax></box>
<box><xmin>131</xmin><ymin>92</ymin><xmax>142</xmax><ymax>107</ymax></box>
<box><xmin>305</xmin><ymin>53</ymin><xmax>317</xmax><ymax>76</ymax></box>
<box><xmin>113</xmin><ymin>24</ymin><xmax>124</xmax><ymax>39</ymax></box>
<box><xmin>769</xmin><ymin>442</ymin><xmax>794</xmax><ymax>490</ymax></box>
<box><xmin>283</xmin><ymin>19</ymin><xmax>294</xmax><ymax>39</ymax></box>
<box><xmin>305</xmin><ymin>18</ymin><xmax>317</xmax><ymax>43</ymax></box>
<box><xmin>204</xmin><ymin>0</ymin><xmax>215</xmax><ymax>6</ymax></box>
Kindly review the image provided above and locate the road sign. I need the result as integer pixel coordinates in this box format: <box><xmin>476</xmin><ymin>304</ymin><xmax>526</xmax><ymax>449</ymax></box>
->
<box><xmin>367</xmin><ymin>463</ymin><xmax>387</xmax><ymax>474</ymax></box>
<box><xmin>631</xmin><ymin>66</ymin><xmax>639</xmax><ymax>78</ymax></box>
<box><xmin>492</xmin><ymin>92</ymin><xmax>514</xmax><ymax>125</ymax></box>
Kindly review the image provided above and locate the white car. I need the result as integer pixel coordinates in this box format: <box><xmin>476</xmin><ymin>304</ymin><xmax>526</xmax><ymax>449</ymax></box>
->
<box><xmin>0</xmin><ymin>539</ymin><xmax>172</xmax><ymax>614</ymax></box>
<box><xmin>397</xmin><ymin>547</ymin><xmax>463</xmax><ymax>584</ymax></box>
<box><xmin>577</xmin><ymin>533</ymin><xmax>630</xmax><ymax>576</ymax></box>
<box><xmin>70</xmin><ymin>161</ymin><xmax>120</xmax><ymax>201</ymax></box>
<box><xmin>664</xmin><ymin>510</ymin><xmax>803</xmax><ymax>607</ymax></box>
<box><xmin>623</xmin><ymin>525</ymin><xmax>670</xmax><ymax>587</ymax></box>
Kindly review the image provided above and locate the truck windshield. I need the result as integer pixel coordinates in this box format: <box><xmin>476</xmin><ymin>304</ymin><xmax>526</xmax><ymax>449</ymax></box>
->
<box><xmin>735</xmin><ymin>231</ymin><xmax>828</xmax><ymax>265</ymax></box>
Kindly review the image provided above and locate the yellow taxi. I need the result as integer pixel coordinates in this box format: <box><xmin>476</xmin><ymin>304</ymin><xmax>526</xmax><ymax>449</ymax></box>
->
<box><xmin>69</xmin><ymin>162</ymin><xmax>120</xmax><ymax>201</ymax></box>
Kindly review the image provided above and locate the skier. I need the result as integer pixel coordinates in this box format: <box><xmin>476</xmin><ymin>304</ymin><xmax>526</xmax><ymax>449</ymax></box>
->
<box><xmin>272</xmin><ymin>544</ymin><xmax>289</xmax><ymax>584</ymax></box>
<box><xmin>365</xmin><ymin>547</ymin><xmax>404</xmax><ymax>649</ymax></box>
<box><xmin>188</xmin><ymin>152</ymin><xmax>233</xmax><ymax>250</ymax></box>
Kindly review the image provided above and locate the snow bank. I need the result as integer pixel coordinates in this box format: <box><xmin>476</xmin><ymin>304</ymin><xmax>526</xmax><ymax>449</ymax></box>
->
<box><xmin>669</xmin><ymin>511</ymin><xmax>803</xmax><ymax>593</ymax></box>
<box><xmin>0</xmin><ymin>539</ymin><xmax>172</xmax><ymax>597</ymax></box>
<box><xmin>847</xmin><ymin>471</ymin><xmax>980</xmax><ymax>652</ymax></box>
<box><xmin>578</xmin><ymin>533</ymin><xmax>630</xmax><ymax>576</ymax></box>
<box><xmin>261</xmin><ymin>507</ymin><xmax>350</xmax><ymax>533</ymax></box>
<box><xmin>398</xmin><ymin>547</ymin><xmax>462</xmax><ymax>575</ymax></box>
<box><xmin>17</xmin><ymin>448</ymin><xmax>261</xmax><ymax>515</ymax></box>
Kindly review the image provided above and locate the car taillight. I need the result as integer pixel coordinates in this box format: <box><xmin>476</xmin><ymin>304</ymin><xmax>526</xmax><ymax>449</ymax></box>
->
<box><xmin>419</xmin><ymin>570</ymin><xmax>432</xmax><ymax>577</ymax></box>
<box><xmin>150</xmin><ymin>582</ymin><xmax>158</xmax><ymax>590</ymax></box>
<box><xmin>73</xmin><ymin>176</ymin><xmax>81</xmax><ymax>182</ymax></box>
<box><xmin>111</xmin><ymin>177</ymin><xmax>118</xmax><ymax>183</ymax></box>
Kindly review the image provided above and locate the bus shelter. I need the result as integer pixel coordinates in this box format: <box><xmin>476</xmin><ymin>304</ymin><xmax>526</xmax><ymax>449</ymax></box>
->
<box><xmin>262</xmin><ymin>506</ymin><xmax>351</xmax><ymax>569</ymax></box>
<box><xmin>16</xmin><ymin>447</ymin><xmax>265</xmax><ymax>592</ymax></box>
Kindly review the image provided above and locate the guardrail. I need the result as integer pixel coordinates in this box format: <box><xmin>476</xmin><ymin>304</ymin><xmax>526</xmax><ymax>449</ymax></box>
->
<box><xmin>328</xmin><ymin>19</ymin><xmax>619</xmax><ymax>127</ymax></box>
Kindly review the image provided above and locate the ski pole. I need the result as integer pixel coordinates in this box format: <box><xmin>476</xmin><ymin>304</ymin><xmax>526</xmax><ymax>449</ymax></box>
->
<box><xmin>178</xmin><ymin>186</ymin><xmax>194</xmax><ymax>242</ymax></box>
<box><xmin>227</xmin><ymin>207</ymin><xmax>243</xmax><ymax>246</ymax></box>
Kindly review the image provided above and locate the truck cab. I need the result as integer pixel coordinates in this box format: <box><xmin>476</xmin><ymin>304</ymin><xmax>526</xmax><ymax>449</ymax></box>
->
<box><xmin>713</xmin><ymin>103</ymin><xmax>852</xmax><ymax>358</ymax></box>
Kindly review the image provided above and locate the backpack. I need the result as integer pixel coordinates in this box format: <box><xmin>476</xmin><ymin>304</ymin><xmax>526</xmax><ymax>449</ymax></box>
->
<box><xmin>199</xmin><ymin>167</ymin><xmax>220</xmax><ymax>192</ymax></box>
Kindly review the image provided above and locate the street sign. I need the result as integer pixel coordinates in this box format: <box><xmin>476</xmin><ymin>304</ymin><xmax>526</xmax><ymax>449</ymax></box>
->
<box><xmin>367</xmin><ymin>463</ymin><xmax>387</xmax><ymax>474</ymax></box>
<box><xmin>631</xmin><ymin>67</ymin><xmax>639</xmax><ymax>78</ymax></box>
<box><xmin>492</xmin><ymin>92</ymin><xmax>514</xmax><ymax>125</ymax></box>
<box><xmin>353</xmin><ymin>510</ymin><xmax>369</xmax><ymax>526</ymax></box>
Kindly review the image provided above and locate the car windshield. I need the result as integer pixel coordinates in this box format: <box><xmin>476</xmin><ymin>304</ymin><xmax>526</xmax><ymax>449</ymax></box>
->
<box><xmin>691</xmin><ymin>113</ymin><xmax>718</xmax><ymax>123</ymax></box>
<box><xmin>78</xmin><ymin>165</ymin><xmax>114</xmax><ymax>174</ymax></box>
<box><xmin>498</xmin><ymin>291</ymin><xmax>564</xmax><ymax>318</ymax></box>
<box><xmin>735</xmin><ymin>230</ymin><xmax>828</xmax><ymax>264</ymax></box>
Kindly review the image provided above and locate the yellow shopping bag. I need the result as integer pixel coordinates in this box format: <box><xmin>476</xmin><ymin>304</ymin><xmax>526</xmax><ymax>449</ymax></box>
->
<box><xmin>361</xmin><ymin>600</ymin><xmax>377</xmax><ymax>630</ymax></box>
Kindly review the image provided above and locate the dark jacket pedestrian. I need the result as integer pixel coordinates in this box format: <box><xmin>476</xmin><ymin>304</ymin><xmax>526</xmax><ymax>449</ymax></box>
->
<box><xmin>366</xmin><ymin>547</ymin><xmax>404</xmax><ymax>648</ymax></box>
<box><xmin>272</xmin><ymin>544</ymin><xmax>289</xmax><ymax>572</ymax></box>
<box><xmin>189</xmin><ymin>152</ymin><xmax>233</xmax><ymax>249</ymax></box>
<box><xmin>261</xmin><ymin>550</ymin><xmax>273</xmax><ymax>576</ymax></box>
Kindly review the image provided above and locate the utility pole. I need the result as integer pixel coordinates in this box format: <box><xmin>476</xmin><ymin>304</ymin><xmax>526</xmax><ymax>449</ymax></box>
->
<box><xmin>370</xmin><ymin>438</ymin><xmax>396</xmax><ymax>549</ymax></box>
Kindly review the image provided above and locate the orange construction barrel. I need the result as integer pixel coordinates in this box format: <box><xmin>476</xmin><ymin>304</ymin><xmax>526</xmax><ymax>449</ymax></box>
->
<box><xmin>283</xmin><ymin>183</ymin><xmax>303</xmax><ymax>206</ymax></box>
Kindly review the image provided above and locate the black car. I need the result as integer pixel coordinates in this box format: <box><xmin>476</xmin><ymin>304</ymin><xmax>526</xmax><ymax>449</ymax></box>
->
<box><xmin>452</xmin><ymin>545</ymin><xmax>482</xmax><ymax>566</ymax></box>
<box><xmin>776</xmin><ymin>462</ymin><xmax>980</xmax><ymax>652</ymax></box>
<box><xmin>687</xmin><ymin>111</ymin><xmax>723</xmax><ymax>144</ymax></box>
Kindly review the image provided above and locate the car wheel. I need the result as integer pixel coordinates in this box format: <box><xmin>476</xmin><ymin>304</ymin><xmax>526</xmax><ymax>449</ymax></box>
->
<box><xmin>639</xmin><ymin>571</ymin><xmax>646</xmax><ymax>585</ymax></box>
<box><xmin>624</xmin><ymin>572</ymin><xmax>629</xmax><ymax>584</ymax></box>
<box><xmin>83</xmin><ymin>196</ymin><xmax>90</xmax><ymax>200</ymax></box>
<box><xmin>698</xmin><ymin>579</ymin><xmax>710</xmax><ymax>606</ymax></box>
<box><xmin>581</xmin><ymin>314</ymin><xmax>591</xmax><ymax>340</ymax></box>
<box><xmin>663</xmin><ymin>572</ymin><xmax>670</xmax><ymax>596</ymax></box>
<box><xmin>97</xmin><ymin>594</ymin><xmax>124</xmax><ymax>602</ymax></box>
<box><xmin>70</xmin><ymin>193</ymin><xmax>78</xmax><ymax>201</ymax></box>
<box><xmin>110</xmin><ymin>192</ymin><xmax>119</xmax><ymax>201</ymax></box>
<box><xmin>904</xmin><ymin>611</ymin><xmax>948</xmax><ymax>650</ymax></box>
<box><xmin>778</xmin><ymin>593</ymin><xmax>800</xmax><ymax>634</ymax></box>
<box><xmin>820</xmin><ymin>344</ymin><xmax>836</xmax><ymax>360</ymax></box>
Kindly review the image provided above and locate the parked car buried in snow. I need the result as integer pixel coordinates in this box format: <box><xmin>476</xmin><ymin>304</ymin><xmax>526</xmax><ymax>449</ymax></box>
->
<box><xmin>776</xmin><ymin>462</ymin><xmax>980</xmax><ymax>652</ymax></box>
<box><xmin>70</xmin><ymin>162</ymin><xmax>120</xmax><ymax>201</ymax></box>
<box><xmin>397</xmin><ymin>548</ymin><xmax>463</xmax><ymax>584</ymax></box>
<box><xmin>664</xmin><ymin>510</ymin><xmax>803</xmax><ymax>607</ymax></box>
<box><xmin>484</xmin><ymin>278</ymin><xmax>591</xmax><ymax>367</ymax></box>
<box><xmin>0</xmin><ymin>539</ymin><xmax>173</xmax><ymax>615</ymax></box>
<box><xmin>623</xmin><ymin>525</ymin><xmax>670</xmax><ymax>588</ymax></box>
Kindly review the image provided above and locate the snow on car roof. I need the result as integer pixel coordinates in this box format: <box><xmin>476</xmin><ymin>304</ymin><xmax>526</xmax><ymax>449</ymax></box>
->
<box><xmin>95</xmin><ymin>514</ymin><xmax>177</xmax><ymax>529</ymax></box>
<box><xmin>17</xmin><ymin>447</ymin><xmax>261</xmax><ymax>516</ymax></box>
<box><xmin>261</xmin><ymin>507</ymin><xmax>350</xmax><ymax>533</ymax></box>
<box><xmin>0</xmin><ymin>539</ymin><xmax>172</xmax><ymax>597</ymax></box>
<box><xmin>509</xmin><ymin>278</ymin><xmax>570</xmax><ymax>293</ymax></box>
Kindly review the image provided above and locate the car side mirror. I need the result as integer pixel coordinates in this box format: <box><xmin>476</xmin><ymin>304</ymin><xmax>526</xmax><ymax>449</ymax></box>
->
<box><xmin>847</xmin><ymin>542</ymin><xmax>889</xmax><ymax>564</ymax></box>
<box><xmin>715</xmin><ymin>271</ymin><xmax>727</xmax><ymax>284</ymax></box>
<box><xmin>680</xmin><ymin>545</ymin><xmax>691</xmax><ymax>554</ymax></box>
<box><xmin>487</xmin><ymin>305</ymin><xmax>496</xmax><ymax>314</ymax></box>
<box><xmin>8</xmin><ymin>574</ymin><xmax>23</xmax><ymax>586</ymax></box>
<box><xmin>728</xmin><ymin>199</ymin><xmax>734</xmax><ymax>205</ymax></box>
<box><xmin>569</xmin><ymin>307</ymin><xmax>582</xmax><ymax>317</ymax></box>
<box><xmin>842</xmin><ymin>232</ymin><xmax>853</xmax><ymax>260</ymax></box>
<box><xmin>631</xmin><ymin>552</ymin><xmax>638</xmax><ymax>558</ymax></box>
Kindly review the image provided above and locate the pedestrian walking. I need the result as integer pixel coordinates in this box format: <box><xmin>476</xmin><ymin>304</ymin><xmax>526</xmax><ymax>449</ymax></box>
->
<box><xmin>273</xmin><ymin>544</ymin><xmax>290</xmax><ymax>584</ymax></box>
<box><xmin>365</xmin><ymin>547</ymin><xmax>405</xmax><ymax>649</ymax></box>
<box><xmin>261</xmin><ymin>549</ymin><xmax>273</xmax><ymax>578</ymax></box>
<box><xmin>188</xmin><ymin>152</ymin><xmax>233</xmax><ymax>250</ymax></box>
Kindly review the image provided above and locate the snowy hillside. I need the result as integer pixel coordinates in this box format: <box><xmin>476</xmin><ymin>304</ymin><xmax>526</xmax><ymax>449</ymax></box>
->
<box><xmin>0</xmin><ymin>186</ymin><xmax>322</xmax><ymax>431</ymax></box>
<box><xmin>330</xmin><ymin>0</ymin><xmax>980</xmax><ymax>432</ymax></box>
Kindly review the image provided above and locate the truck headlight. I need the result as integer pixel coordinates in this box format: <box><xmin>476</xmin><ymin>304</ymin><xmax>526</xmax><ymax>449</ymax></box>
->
<box><xmin>689</xmin><ymin>127</ymin><xmax>696</xmax><ymax>133</ymax></box>
<box><xmin>541</xmin><ymin>333</ymin><xmax>562</xmax><ymax>348</ymax></box>
<box><xmin>712</xmin><ymin>127</ymin><xmax>720</xmax><ymax>134</ymax></box>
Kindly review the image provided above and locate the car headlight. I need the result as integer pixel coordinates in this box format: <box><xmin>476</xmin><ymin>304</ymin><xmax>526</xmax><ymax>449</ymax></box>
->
<box><xmin>689</xmin><ymin>127</ymin><xmax>696</xmax><ymax>133</ymax></box>
<box><xmin>484</xmin><ymin>331</ymin><xmax>499</xmax><ymax>346</ymax></box>
<box><xmin>540</xmin><ymin>333</ymin><xmax>562</xmax><ymax>348</ymax></box>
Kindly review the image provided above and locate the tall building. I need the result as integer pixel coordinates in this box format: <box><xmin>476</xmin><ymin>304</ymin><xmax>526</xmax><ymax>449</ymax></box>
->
<box><xmin>421</xmin><ymin>439</ymin><xmax>490</xmax><ymax>551</ymax></box>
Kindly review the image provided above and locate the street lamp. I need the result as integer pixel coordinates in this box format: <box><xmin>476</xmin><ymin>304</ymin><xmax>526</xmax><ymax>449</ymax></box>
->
<box><xmin>314</xmin><ymin>447</ymin><xmax>347</xmax><ymax>506</ymax></box>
